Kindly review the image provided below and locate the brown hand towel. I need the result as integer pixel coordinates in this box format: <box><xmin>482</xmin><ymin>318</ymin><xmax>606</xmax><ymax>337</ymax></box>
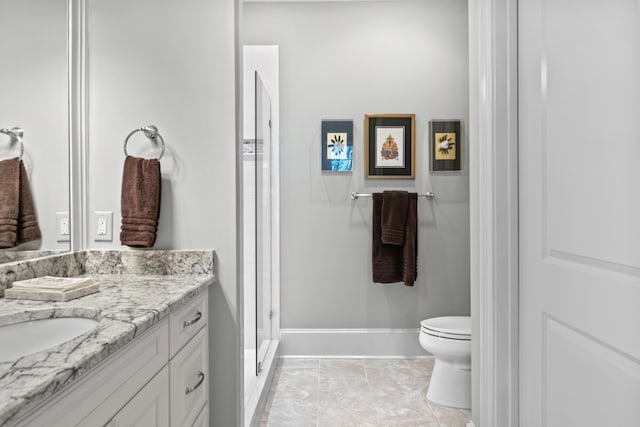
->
<box><xmin>0</xmin><ymin>157</ymin><xmax>20</xmax><ymax>248</ymax></box>
<box><xmin>120</xmin><ymin>155</ymin><xmax>161</xmax><ymax>248</ymax></box>
<box><xmin>381</xmin><ymin>191</ymin><xmax>409</xmax><ymax>245</ymax></box>
<box><xmin>372</xmin><ymin>192</ymin><xmax>418</xmax><ymax>286</ymax></box>
<box><xmin>16</xmin><ymin>159</ymin><xmax>42</xmax><ymax>245</ymax></box>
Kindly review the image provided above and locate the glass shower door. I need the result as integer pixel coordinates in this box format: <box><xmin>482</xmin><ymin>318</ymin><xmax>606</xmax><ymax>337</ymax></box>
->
<box><xmin>255</xmin><ymin>71</ymin><xmax>272</xmax><ymax>373</ymax></box>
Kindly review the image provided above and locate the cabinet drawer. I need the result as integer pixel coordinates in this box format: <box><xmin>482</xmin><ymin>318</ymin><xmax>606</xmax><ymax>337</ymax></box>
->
<box><xmin>169</xmin><ymin>327</ymin><xmax>208</xmax><ymax>427</ymax></box>
<box><xmin>169</xmin><ymin>290</ymin><xmax>208</xmax><ymax>358</ymax></box>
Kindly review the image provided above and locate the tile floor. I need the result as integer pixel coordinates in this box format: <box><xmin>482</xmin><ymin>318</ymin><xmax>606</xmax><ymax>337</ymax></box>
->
<box><xmin>258</xmin><ymin>358</ymin><xmax>471</xmax><ymax>427</ymax></box>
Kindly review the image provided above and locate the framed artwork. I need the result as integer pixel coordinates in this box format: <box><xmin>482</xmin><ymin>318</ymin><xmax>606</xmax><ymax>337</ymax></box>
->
<box><xmin>430</xmin><ymin>120</ymin><xmax>463</xmax><ymax>171</ymax></box>
<box><xmin>364</xmin><ymin>114</ymin><xmax>415</xmax><ymax>179</ymax></box>
<box><xmin>321</xmin><ymin>120</ymin><xmax>353</xmax><ymax>172</ymax></box>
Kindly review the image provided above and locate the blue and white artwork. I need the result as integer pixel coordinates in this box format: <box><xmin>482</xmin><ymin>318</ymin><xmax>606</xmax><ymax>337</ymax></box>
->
<box><xmin>321</xmin><ymin>120</ymin><xmax>353</xmax><ymax>172</ymax></box>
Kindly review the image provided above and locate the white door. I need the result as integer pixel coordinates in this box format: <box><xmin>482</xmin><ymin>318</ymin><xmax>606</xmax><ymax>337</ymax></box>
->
<box><xmin>518</xmin><ymin>0</ymin><xmax>640</xmax><ymax>426</ymax></box>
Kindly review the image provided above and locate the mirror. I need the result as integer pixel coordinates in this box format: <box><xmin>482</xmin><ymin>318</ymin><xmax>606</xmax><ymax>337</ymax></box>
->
<box><xmin>0</xmin><ymin>0</ymin><xmax>72</xmax><ymax>263</ymax></box>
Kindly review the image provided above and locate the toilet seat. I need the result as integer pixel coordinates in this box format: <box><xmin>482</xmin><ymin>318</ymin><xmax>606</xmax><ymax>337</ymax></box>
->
<box><xmin>420</xmin><ymin>316</ymin><xmax>471</xmax><ymax>341</ymax></box>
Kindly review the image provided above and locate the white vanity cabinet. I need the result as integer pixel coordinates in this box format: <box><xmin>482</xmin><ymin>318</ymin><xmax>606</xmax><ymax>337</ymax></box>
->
<box><xmin>16</xmin><ymin>289</ymin><xmax>209</xmax><ymax>427</ymax></box>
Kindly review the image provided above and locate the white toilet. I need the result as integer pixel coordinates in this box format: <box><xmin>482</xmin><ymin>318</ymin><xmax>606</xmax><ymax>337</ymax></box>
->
<box><xmin>419</xmin><ymin>316</ymin><xmax>471</xmax><ymax>409</ymax></box>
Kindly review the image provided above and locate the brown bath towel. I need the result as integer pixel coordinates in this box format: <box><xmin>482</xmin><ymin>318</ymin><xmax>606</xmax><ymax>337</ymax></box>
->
<box><xmin>372</xmin><ymin>192</ymin><xmax>417</xmax><ymax>286</ymax></box>
<box><xmin>120</xmin><ymin>156</ymin><xmax>161</xmax><ymax>248</ymax></box>
<box><xmin>16</xmin><ymin>160</ymin><xmax>42</xmax><ymax>245</ymax></box>
<box><xmin>0</xmin><ymin>157</ymin><xmax>41</xmax><ymax>248</ymax></box>
<box><xmin>0</xmin><ymin>157</ymin><xmax>20</xmax><ymax>248</ymax></box>
<box><xmin>381</xmin><ymin>191</ymin><xmax>409</xmax><ymax>245</ymax></box>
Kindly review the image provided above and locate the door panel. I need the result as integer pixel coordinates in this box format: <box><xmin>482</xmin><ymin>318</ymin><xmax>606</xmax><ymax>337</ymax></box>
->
<box><xmin>544</xmin><ymin>316</ymin><xmax>639</xmax><ymax>426</ymax></box>
<box><xmin>543</xmin><ymin>0</ymin><xmax>640</xmax><ymax>268</ymax></box>
<box><xmin>519</xmin><ymin>0</ymin><xmax>640</xmax><ymax>425</ymax></box>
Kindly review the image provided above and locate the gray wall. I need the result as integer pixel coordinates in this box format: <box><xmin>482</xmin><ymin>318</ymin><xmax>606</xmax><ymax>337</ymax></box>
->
<box><xmin>244</xmin><ymin>0</ymin><xmax>470</xmax><ymax>330</ymax></box>
<box><xmin>87</xmin><ymin>0</ymin><xmax>238</xmax><ymax>425</ymax></box>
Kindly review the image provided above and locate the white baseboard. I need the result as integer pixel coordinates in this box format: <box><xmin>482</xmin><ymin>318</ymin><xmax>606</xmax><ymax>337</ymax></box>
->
<box><xmin>280</xmin><ymin>328</ymin><xmax>429</xmax><ymax>357</ymax></box>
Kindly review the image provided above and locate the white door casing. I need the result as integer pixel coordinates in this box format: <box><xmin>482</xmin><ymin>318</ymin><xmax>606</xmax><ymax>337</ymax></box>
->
<box><xmin>469</xmin><ymin>0</ymin><xmax>519</xmax><ymax>425</ymax></box>
<box><xmin>519</xmin><ymin>0</ymin><xmax>640</xmax><ymax>426</ymax></box>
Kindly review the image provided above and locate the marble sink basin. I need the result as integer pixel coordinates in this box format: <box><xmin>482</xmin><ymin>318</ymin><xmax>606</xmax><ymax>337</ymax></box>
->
<box><xmin>0</xmin><ymin>308</ymin><xmax>100</xmax><ymax>363</ymax></box>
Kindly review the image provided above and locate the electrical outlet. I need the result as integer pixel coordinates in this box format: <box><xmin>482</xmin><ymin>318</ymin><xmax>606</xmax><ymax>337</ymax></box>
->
<box><xmin>93</xmin><ymin>211</ymin><xmax>113</xmax><ymax>241</ymax></box>
<box><xmin>98</xmin><ymin>217</ymin><xmax>107</xmax><ymax>235</ymax></box>
<box><xmin>56</xmin><ymin>212</ymin><xmax>70</xmax><ymax>242</ymax></box>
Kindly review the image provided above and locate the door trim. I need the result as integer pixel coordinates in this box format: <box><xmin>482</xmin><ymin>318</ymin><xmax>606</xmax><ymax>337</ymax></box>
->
<box><xmin>470</xmin><ymin>0</ymin><xmax>519</xmax><ymax>426</ymax></box>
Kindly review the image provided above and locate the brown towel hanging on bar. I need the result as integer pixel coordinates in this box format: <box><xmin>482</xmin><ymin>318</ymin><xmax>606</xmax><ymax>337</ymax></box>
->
<box><xmin>372</xmin><ymin>191</ymin><xmax>418</xmax><ymax>286</ymax></box>
<box><xmin>0</xmin><ymin>157</ymin><xmax>41</xmax><ymax>248</ymax></box>
<box><xmin>120</xmin><ymin>155</ymin><xmax>161</xmax><ymax>248</ymax></box>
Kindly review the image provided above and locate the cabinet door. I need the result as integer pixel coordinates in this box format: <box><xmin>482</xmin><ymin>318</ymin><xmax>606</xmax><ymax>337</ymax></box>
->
<box><xmin>170</xmin><ymin>327</ymin><xmax>208</xmax><ymax>427</ymax></box>
<box><xmin>111</xmin><ymin>366</ymin><xmax>170</xmax><ymax>427</ymax></box>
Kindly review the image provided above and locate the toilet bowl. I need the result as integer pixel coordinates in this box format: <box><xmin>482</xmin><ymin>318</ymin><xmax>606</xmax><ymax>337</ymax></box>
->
<box><xmin>419</xmin><ymin>316</ymin><xmax>471</xmax><ymax>409</ymax></box>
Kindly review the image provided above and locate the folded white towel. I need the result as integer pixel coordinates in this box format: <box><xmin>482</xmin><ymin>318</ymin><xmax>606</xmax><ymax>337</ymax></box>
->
<box><xmin>11</xmin><ymin>276</ymin><xmax>95</xmax><ymax>292</ymax></box>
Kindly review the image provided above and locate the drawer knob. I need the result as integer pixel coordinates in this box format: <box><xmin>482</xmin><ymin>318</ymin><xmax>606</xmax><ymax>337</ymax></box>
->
<box><xmin>185</xmin><ymin>372</ymin><xmax>205</xmax><ymax>395</ymax></box>
<box><xmin>183</xmin><ymin>311</ymin><xmax>202</xmax><ymax>328</ymax></box>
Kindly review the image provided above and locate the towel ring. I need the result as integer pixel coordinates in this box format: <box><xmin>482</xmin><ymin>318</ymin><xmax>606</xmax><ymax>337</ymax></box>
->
<box><xmin>123</xmin><ymin>125</ymin><xmax>165</xmax><ymax>160</ymax></box>
<box><xmin>0</xmin><ymin>127</ymin><xmax>24</xmax><ymax>160</ymax></box>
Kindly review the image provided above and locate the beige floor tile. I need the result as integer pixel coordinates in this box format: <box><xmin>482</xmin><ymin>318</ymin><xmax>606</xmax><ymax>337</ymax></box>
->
<box><xmin>427</xmin><ymin>401</ymin><xmax>469</xmax><ymax>419</ymax></box>
<box><xmin>437</xmin><ymin>415</ymin><xmax>471</xmax><ymax>427</ymax></box>
<box><xmin>277</xmin><ymin>358</ymin><xmax>320</xmax><ymax>369</ymax></box>
<box><xmin>270</xmin><ymin>382</ymin><xmax>318</xmax><ymax>403</ymax></box>
<box><xmin>319</xmin><ymin>375</ymin><xmax>369</xmax><ymax>394</ymax></box>
<box><xmin>259</xmin><ymin>357</ymin><xmax>472</xmax><ymax>427</ymax></box>
<box><xmin>367</xmin><ymin>366</ymin><xmax>428</xmax><ymax>384</ymax></box>
<box><xmin>369</xmin><ymin>389</ymin><xmax>437</xmax><ymax>425</ymax></box>
<box><xmin>261</xmin><ymin>396</ymin><xmax>318</xmax><ymax>425</ymax></box>
<box><xmin>319</xmin><ymin>358</ymin><xmax>366</xmax><ymax>378</ymax></box>
<box><xmin>405</xmin><ymin>358</ymin><xmax>435</xmax><ymax>371</ymax></box>
<box><xmin>319</xmin><ymin>383</ymin><xmax>371</xmax><ymax>413</ymax></box>
<box><xmin>272</xmin><ymin>366</ymin><xmax>319</xmax><ymax>390</ymax></box>
<box><xmin>317</xmin><ymin>404</ymin><xmax>378</xmax><ymax>426</ymax></box>
<box><xmin>259</xmin><ymin>417</ymin><xmax>317</xmax><ymax>427</ymax></box>
<box><xmin>367</xmin><ymin>368</ymin><xmax>428</xmax><ymax>399</ymax></box>
<box><xmin>377</xmin><ymin>420</ymin><xmax>441</xmax><ymax>427</ymax></box>
<box><xmin>362</xmin><ymin>358</ymin><xmax>410</xmax><ymax>369</ymax></box>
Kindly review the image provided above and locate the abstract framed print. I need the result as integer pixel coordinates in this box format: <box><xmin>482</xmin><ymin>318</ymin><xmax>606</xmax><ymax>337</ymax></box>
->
<box><xmin>365</xmin><ymin>114</ymin><xmax>415</xmax><ymax>179</ymax></box>
<box><xmin>321</xmin><ymin>120</ymin><xmax>353</xmax><ymax>172</ymax></box>
<box><xmin>430</xmin><ymin>120</ymin><xmax>463</xmax><ymax>171</ymax></box>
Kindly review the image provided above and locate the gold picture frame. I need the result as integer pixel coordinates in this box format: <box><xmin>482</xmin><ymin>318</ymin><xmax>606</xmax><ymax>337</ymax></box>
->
<box><xmin>364</xmin><ymin>114</ymin><xmax>415</xmax><ymax>179</ymax></box>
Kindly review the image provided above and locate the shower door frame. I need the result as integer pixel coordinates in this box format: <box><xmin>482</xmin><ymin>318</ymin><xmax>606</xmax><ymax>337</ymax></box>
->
<box><xmin>254</xmin><ymin>70</ymin><xmax>273</xmax><ymax>374</ymax></box>
<box><xmin>240</xmin><ymin>45</ymin><xmax>281</xmax><ymax>426</ymax></box>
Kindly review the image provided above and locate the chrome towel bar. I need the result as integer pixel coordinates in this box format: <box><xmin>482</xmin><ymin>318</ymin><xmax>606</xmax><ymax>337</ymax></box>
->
<box><xmin>350</xmin><ymin>191</ymin><xmax>435</xmax><ymax>200</ymax></box>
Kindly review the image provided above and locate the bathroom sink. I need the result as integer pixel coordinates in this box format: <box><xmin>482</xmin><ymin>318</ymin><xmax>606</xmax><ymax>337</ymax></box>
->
<box><xmin>0</xmin><ymin>309</ymin><xmax>100</xmax><ymax>363</ymax></box>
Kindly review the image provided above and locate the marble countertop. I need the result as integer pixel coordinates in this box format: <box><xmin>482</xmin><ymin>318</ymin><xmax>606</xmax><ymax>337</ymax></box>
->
<box><xmin>0</xmin><ymin>273</ymin><xmax>214</xmax><ymax>425</ymax></box>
